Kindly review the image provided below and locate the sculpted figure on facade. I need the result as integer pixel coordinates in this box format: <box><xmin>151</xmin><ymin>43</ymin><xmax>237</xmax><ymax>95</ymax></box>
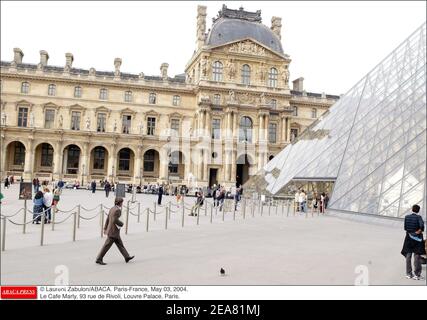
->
<box><xmin>58</xmin><ymin>115</ymin><xmax>63</xmax><ymax>128</ymax></box>
<box><xmin>226</xmin><ymin>59</ymin><xmax>236</xmax><ymax>80</ymax></box>
<box><xmin>228</xmin><ymin>90</ymin><xmax>237</xmax><ymax>103</ymax></box>
<box><xmin>259</xmin><ymin>92</ymin><xmax>266</xmax><ymax>105</ymax></box>
<box><xmin>282</xmin><ymin>66</ymin><xmax>290</xmax><ymax>87</ymax></box>
<box><xmin>86</xmin><ymin>117</ymin><xmax>91</xmax><ymax>130</ymax></box>
<box><xmin>201</xmin><ymin>56</ymin><xmax>210</xmax><ymax>79</ymax></box>
<box><xmin>257</xmin><ymin>63</ymin><xmax>267</xmax><ymax>82</ymax></box>
<box><xmin>29</xmin><ymin>112</ymin><xmax>35</xmax><ymax>127</ymax></box>
<box><xmin>113</xmin><ymin>120</ymin><xmax>117</xmax><ymax>132</ymax></box>
<box><xmin>89</xmin><ymin>68</ymin><xmax>96</xmax><ymax>76</ymax></box>
<box><xmin>1</xmin><ymin>112</ymin><xmax>6</xmax><ymax>126</ymax></box>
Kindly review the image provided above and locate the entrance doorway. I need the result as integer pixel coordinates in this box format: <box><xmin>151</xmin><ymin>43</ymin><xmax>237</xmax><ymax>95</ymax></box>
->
<box><xmin>209</xmin><ymin>168</ymin><xmax>218</xmax><ymax>187</ymax></box>
<box><xmin>236</xmin><ymin>154</ymin><xmax>250</xmax><ymax>187</ymax></box>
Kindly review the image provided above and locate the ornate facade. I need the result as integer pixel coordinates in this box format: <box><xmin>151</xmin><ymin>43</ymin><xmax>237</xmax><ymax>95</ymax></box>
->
<box><xmin>0</xmin><ymin>5</ymin><xmax>339</xmax><ymax>188</ymax></box>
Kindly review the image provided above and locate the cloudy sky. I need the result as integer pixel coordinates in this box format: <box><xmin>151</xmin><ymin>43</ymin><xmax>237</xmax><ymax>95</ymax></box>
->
<box><xmin>1</xmin><ymin>1</ymin><xmax>425</xmax><ymax>95</ymax></box>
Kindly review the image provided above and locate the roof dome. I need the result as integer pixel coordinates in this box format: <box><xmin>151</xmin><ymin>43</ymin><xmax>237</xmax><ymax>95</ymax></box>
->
<box><xmin>205</xmin><ymin>6</ymin><xmax>284</xmax><ymax>55</ymax></box>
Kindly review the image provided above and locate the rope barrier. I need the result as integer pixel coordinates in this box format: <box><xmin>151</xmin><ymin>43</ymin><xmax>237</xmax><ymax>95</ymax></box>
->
<box><xmin>129</xmin><ymin>211</ymin><xmax>139</xmax><ymax>217</ymax></box>
<box><xmin>80</xmin><ymin>204</ymin><xmax>101</xmax><ymax>212</ymax></box>
<box><xmin>6</xmin><ymin>213</ymin><xmax>43</xmax><ymax>225</ymax></box>
<box><xmin>54</xmin><ymin>212</ymin><xmax>75</xmax><ymax>224</ymax></box>
<box><xmin>79</xmin><ymin>211</ymin><xmax>101</xmax><ymax>220</ymax></box>
<box><xmin>56</xmin><ymin>205</ymin><xmax>78</xmax><ymax>213</ymax></box>
<box><xmin>0</xmin><ymin>208</ymin><xmax>24</xmax><ymax>218</ymax></box>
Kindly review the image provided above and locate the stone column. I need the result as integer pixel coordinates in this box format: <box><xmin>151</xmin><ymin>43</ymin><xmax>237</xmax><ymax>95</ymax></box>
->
<box><xmin>227</xmin><ymin>111</ymin><xmax>232</xmax><ymax>138</ymax></box>
<box><xmin>107</xmin><ymin>143</ymin><xmax>117</xmax><ymax>181</ymax></box>
<box><xmin>233</xmin><ymin>111</ymin><xmax>238</xmax><ymax>139</ymax></box>
<box><xmin>53</xmin><ymin>141</ymin><xmax>63</xmax><ymax>180</ymax></box>
<box><xmin>23</xmin><ymin>138</ymin><xmax>34</xmax><ymax>180</ymax></box>
<box><xmin>281</xmin><ymin>116</ymin><xmax>286</xmax><ymax>142</ymax></box>
<box><xmin>286</xmin><ymin>117</ymin><xmax>291</xmax><ymax>143</ymax></box>
<box><xmin>258</xmin><ymin>115</ymin><xmax>264</xmax><ymax>142</ymax></box>
<box><xmin>264</xmin><ymin>114</ymin><xmax>270</xmax><ymax>141</ymax></box>
<box><xmin>0</xmin><ymin>136</ymin><xmax>7</xmax><ymax>179</ymax></box>
<box><xmin>159</xmin><ymin>148</ymin><xmax>168</xmax><ymax>181</ymax></box>
<box><xmin>203</xmin><ymin>148</ymin><xmax>209</xmax><ymax>182</ymax></box>
<box><xmin>133</xmin><ymin>146</ymin><xmax>142</xmax><ymax>184</ymax></box>
<box><xmin>80</xmin><ymin>142</ymin><xmax>89</xmax><ymax>186</ymax></box>
<box><xmin>205</xmin><ymin>111</ymin><xmax>211</xmax><ymax>138</ymax></box>
<box><xmin>231</xmin><ymin>149</ymin><xmax>236</xmax><ymax>184</ymax></box>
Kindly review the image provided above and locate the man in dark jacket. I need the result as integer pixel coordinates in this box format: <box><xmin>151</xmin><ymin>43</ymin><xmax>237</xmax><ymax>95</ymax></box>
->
<box><xmin>158</xmin><ymin>184</ymin><xmax>164</xmax><ymax>205</ymax></box>
<box><xmin>104</xmin><ymin>181</ymin><xmax>111</xmax><ymax>198</ymax></box>
<box><xmin>96</xmin><ymin>197</ymin><xmax>134</xmax><ymax>265</ymax></box>
<box><xmin>401</xmin><ymin>204</ymin><xmax>425</xmax><ymax>280</ymax></box>
<box><xmin>91</xmin><ymin>180</ymin><xmax>96</xmax><ymax>193</ymax></box>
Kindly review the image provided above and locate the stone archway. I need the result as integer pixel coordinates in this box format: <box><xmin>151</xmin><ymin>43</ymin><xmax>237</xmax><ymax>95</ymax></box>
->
<box><xmin>89</xmin><ymin>146</ymin><xmax>109</xmax><ymax>180</ymax></box>
<box><xmin>62</xmin><ymin>144</ymin><xmax>81</xmax><ymax>176</ymax></box>
<box><xmin>236</xmin><ymin>153</ymin><xmax>255</xmax><ymax>187</ymax></box>
<box><xmin>5</xmin><ymin>141</ymin><xmax>26</xmax><ymax>174</ymax></box>
<box><xmin>117</xmin><ymin>147</ymin><xmax>135</xmax><ymax>179</ymax></box>
<box><xmin>34</xmin><ymin>143</ymin><xmax>54</xmax><ymax>177</ymax></box>
<box><xmin>143</xmin><ymin>149</ymin><xmax>160</xmax><ymax>179</ymax></box>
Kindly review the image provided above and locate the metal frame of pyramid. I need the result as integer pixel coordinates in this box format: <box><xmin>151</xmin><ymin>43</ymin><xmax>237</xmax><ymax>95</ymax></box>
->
<box><xmin>245</xmin><ymin>22</ymin><xmax>426</xmax><ymax>219</ymax></box>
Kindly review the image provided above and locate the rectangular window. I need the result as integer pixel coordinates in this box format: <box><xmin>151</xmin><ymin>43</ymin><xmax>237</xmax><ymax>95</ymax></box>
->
<box><xmin>44</xmin><ymin>109</ymin><xmax>55</xmax><ymax>129</ymax></box>
<box><xmin>97</xmin><ymin>113</ymin><xmax>106</xmax><ymax>132</ymax></box>
<box><xmin>124</xmin><ymin>91</ymin><xmax>132</xmax><ymax>103</ymax></box>
<box><xmin>93</xmin><ymin>148</ymin><xmax>105</xmax><ymax>170</ymax></box>
<box><xmin>170</xmin><ymin>119</ymin><xmax>180</xmax><ymax>134</ymax></box>
<box><xmin>99</xmin><ymin>89</ymin><xmax>108</xmax><ymax>100</ymax></box>
<box><xmin>71</xmin><ymin>111</ymin><xmax>81</xmax><ymax>130</ymax></box>
<box><xmin>122</xmin><ymin>115</ymin><xmax>131</xmax><ymax>134</ymax></box>
<box><xmin>269</xmin><ymin>123</ymin><xmax>277</xmax><ymax>143</ymax></box>
<box><xmin>212</xmin><ymin>119</ymin><xmax>221</xmax><ymax>139</ymax></box>
<box><xmin>74</xmin><ymin>86</ymin><xmax>82</xmax><ymax>98</ymax></box>
<box><xmin>17</xmin><ymin>107</ymin><xmax>28</xmax><ymax>127</ymax></box>
<box><xmin>147</xmin><ymin>117</ymin><xmax>156</xmax><ymax>136</ymax></box>
<box><xmin>172</xmin><ymin>95</ymin><xmax>181</xmax><ymax>106</ymax></box>
<box><xmin>311</xmin><ymin>108</ymin><xmax>317</xmax><ymax>118</ymax></box>
<box><xmin>213</xmin><ymin>94</ymin><xmax>221</xmax><ymax>106</ymax></box>
<box><xmin>293</xmin><ymin>106</ymin><xmax>298</xmax><ymax>117</ymax></box>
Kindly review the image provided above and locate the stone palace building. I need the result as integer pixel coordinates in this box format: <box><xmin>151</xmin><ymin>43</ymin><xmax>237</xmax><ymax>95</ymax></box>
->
<box><xmin>0</xmin><ymin>5</ymin><xmax>339</xmax><ymax>188</ymax></box>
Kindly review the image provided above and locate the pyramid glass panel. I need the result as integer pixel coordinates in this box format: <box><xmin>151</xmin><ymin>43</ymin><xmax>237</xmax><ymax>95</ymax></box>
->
<box><xmin>245</xmin><ymin>22</ymin><xmax>426</xmax><ymax>219</ymax></box>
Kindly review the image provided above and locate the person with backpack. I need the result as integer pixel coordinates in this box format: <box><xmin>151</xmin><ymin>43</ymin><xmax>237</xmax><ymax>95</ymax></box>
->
<box><xmin>401</xmin><ymin>204</ymin><xmax>425</xmax><ymax>280</ymax></box>
<box><xmin>33</xmin><ymin>191</ymin><xmax>44</xmax><ymax>224</ymax></box>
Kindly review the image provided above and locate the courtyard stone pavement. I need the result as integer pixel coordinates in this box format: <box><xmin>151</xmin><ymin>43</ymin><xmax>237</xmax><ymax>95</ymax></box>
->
<box><xmin>0</xmin><ymin>184</ymin><xmax>425</xmax><ymax>285</ymax></box>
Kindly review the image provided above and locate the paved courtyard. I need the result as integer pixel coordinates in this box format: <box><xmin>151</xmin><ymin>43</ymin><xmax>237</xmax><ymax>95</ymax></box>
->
<box><xmin>0</xmin><ymin>184</ymin><xmax>425</xmax><ymax>285</ymax></box>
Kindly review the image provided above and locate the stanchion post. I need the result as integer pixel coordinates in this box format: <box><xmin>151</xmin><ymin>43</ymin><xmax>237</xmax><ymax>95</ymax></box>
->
<box><xmin>146</xmin><ymin>208</ymin><xmax>150</xmax><ymax>232</ymax></box>
<box><xmin>137</xmin><ymin>202</ymin><xmax>141</xmax><ymax>223</ymax></box>
<box><xmin>125</xmin><ymin>200</ymin><xmax>130</xmax><ymax>235</ymax></box>
<box><xmin>268</xmin><ymin>200</ymin><xmax>271</xmax><ymax>216</ymax></box>
<box><xmin>154</xmin><ymin>201</ymin><xmax>157</xmax><ymax>221</ymax></box>
<box><xmin>197</xmin><ymin>206</ymin><xmax>200</xmax><ymax>226</ymax></box>
<box><xmin>261</xmin><ymin>201</ymin><xmax>264</xmax><ymax>216</ymax></box>
<box><xmin>181</xmin><ymin>203</ymin><xmax>185</xmax><ymax>228</ymax></box>
<box><xmin>165</xmin><ymin>208</ymin><xmax>168</xmax><ymax>230</ymax></box>
<box><xmin>282</xmin><ymin>201</ymin><xmax>285</xmax><ymax>216</ymax></box>
<box><xmin>222</xmin><ymin>206</ymin><xmax>225</xmax><ymax>222</ymax></box>
<box><xmin>23</xmin><ymin>199</ymin><xmax>27</xmax><ymax>234</ymax></box>
<box><xmin>233</xmin><ymin>203</ymin><xmax>236</xmax><ymax>221</ymax></box>
<box><xmin>243</xmin><ymin>198</ymin><xmax>246</xmax><ymax>219</ymax></box>
<box><xmin>293</xmin><ymin>200</ymin><xmax>296</xmax><ymax>216</ymax></box>
<box><xmin>210</xmin><ymin>203</ymin><xmax>213</xmax><ymax>223</ymax></box>
<box><xmin>100</xmin><ymin>204</ymin><xmax>104</xmax><ymax>238</ymax></box>
<box><xmin>275</xmin><ymin>201</ymin><xmax>278</xmax><ymax>215</ymax></box>
<box><xmin>40</xmin><ymin>209</ymin><xmax>45</xmax><ymax>246</ymax></box>
<box><xmin>51</xmin><ymin>206</ymin><xmax>56</xmax><ymax>231</ymax></box>
<box><xmin>77</xmin><ymin>204</ymin><xmax>81</xmax><ymax>228</ymax></box>
<box><xmin>169</xmin><ymin>201</ymin><xmax>172</xmax><ymax>220</ymax></box>
<box><xmin>204</xmin><ymin>200</ymin><xmax>207</xmax><ymax>216</ymax></box>
<box><xmin>1</xmin><ymin>217</ymin><xmax>6</xmax><ymax>251</ymax></box>
<box><xmin>73</xmin><ymin>212</ymin><xmax>77</xmax><ymax>242</ymax></box>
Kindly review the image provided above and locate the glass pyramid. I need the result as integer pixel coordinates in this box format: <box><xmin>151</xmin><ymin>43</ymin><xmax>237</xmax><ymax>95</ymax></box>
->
<box><xmin>245</xmin><ymin>22</ymin><xmax>426</xmax><ymax>218</ymax></box>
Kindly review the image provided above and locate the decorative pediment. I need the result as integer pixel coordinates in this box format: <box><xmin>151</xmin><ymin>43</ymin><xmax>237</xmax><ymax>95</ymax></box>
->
<box><xmin>67</xmin><ymin>104</ymin><xmax>86</xmax><ymax>116</ymax></box>
<box><xmin>120</xmin><ymin>107</ymin><xmax>136</xmax><ymax>116</ymax></box>
<box><xmin>211</xmin><ymin>38</ymin><xmax>286</xmax><ymax>59</ymax></box>
<box><xmin>168</xmin><ymin>112</ymin><xmax>183</xmax><ymax>120</ymax></box>
<box><xmin>42</xmin><ymin>102</ymin><xmax>60</xmax><ymax>111</ymax></box>
<box><xmin>145</xmin><ymin>109</ymin><xmax>160</xmax><ymax>118</ymax></box>
<box><xmin>15</xmin><ymin>99</ymin><xmax>34</xmax><ymax>111</ymax></box>
<box><xmin>95</xmin><ymin>106</ymin><xmax>111</xmax><ymax>117</ymax></box>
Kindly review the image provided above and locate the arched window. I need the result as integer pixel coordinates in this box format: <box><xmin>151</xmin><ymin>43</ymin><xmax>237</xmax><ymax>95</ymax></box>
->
<box><xmin>99</xmin><ymin>88</ymin><xmax>108</xmax><ymax>100</ymax></box>
<box><xmin>48</xmin><ymin>84</ymin><xmax>56</xmax><ymax>96</ymax></box>
<box><xmin>124</xmin><ymin>90</ymin><xmax>132</xmax><ymax>102</ymax></box>
<box><xmin>93</xmin><ymin>147</ymin><xmax>106</xmax><ymax>170</ymax></box>
<box><xmin>212</xmin><ymin>61</ymin><xmax>223</xmax><ymax>82</ymax></box>
<box><xmin>239</xmin><ymin>116</ymin><xmax>253</xmax><ymax>143</ymax></box>
<box><xmin>143</xmin><ymin>150</ymin><xmax>155</xmax><ymax>172</ymax></box>
<box><xmin>118</xmin><ymin>148</ymin><xmax>131</xmax><ymax>171</ymax></box>
<box><xmin>241</xmin><ymin>64</ymin><xmax>251</xmax><ymax>85</ymax></box>
<box><xmin>21</xmin><ymin>82</ymin><xmax>30</xmax><ymax>94</ymax></box>
<box><xmin>149</xmin><ymin>93</ymin><xmax>156</xmax><ymax>104</ymax></box>
<box><xmin>268</xmin><ymin>68</ymin><xmax>278</xmax><ymax>87</ymax></box>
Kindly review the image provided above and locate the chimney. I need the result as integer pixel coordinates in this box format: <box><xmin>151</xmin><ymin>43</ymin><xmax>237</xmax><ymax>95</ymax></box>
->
<box><xmin>160</xmin><ymin>63</ymin><xmax>169</xmax><ymax>80</ymax></box>
<box><xmin>196</xmin><ymin>5</ymin><xmax>207</xmax><ymax>50</ymax></box>
<box><xmin>65</xmin><ymin>53</ymin><xmax>74</xmax><ymax>69</ymax></box>
<box><xmin>292</xmin><ymin>77</ymin><xmax>304</xmax><ymax>91</ymax></box>
<box><xmin>13</xmin><ymin>48</ymin><xmax>24</xmax><ymax>64</ymax></box>
<box><xmin>39</xmin><ymin>50</ymin><xmax>49</xmax><ymax>67</ymax></box>
<box><xmin>271</xmin><ymin>16</ymin><xmax>282</xmax><ymax>40</ymax></box>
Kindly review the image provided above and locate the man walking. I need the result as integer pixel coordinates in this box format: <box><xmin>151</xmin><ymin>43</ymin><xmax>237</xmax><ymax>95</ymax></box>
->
<box><xmin>401</xmin><ymin>204</ymin><xmax>425</xmax><ymax>280</ymax></box>
<box><xmin>104</xmin><ymin>181</ymin><xmax>111</xmax><ymax>198</ymax></box>
<box><xmin>91</xmin><ymin>180</ymin><xmax>96</xmax><ymax>194</ymax></box>
<box><xmin>158</xmin><ymin>184</ymin><xmax>164</xmax><ymax>205</ymax></box>
<box><xmin>96</xmin><ymin>197</ymin><xmax>134</xmax><ymax>265</ymax></box>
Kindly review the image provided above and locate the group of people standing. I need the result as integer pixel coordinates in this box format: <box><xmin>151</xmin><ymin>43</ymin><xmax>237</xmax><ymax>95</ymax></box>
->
<box><xmin>3</xmin><ymin>175</ymin><xmax>15</xmax><ymax>189</ymax></box>
<box><xmin>294</xmin><ymin>189</ymin><xmax>329</xmax><ymax>213</ymax></box>
<box><xmin>32</xmin><ymin>186</ymin><xmax>61</xmax><ymax>224</ymax></box>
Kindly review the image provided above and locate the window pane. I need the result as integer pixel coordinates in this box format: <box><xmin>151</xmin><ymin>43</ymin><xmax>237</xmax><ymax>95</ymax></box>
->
<box><xmin>74</xmin><ymin>86</ymin><xmax>82</xmax><ymax>98</ymax></box>
<box><xmin>125</xmin><ymin>91</ymin><xmax>132</xmax><ymax>102</ymax></box>
<box><xmin>173</xmin><ymin>95</ymin><xmax>181</xmax><ymax>106</ymax></box>
<box><xmin>44</xmin><ymin>110</ymin><xmax>55</xmax><ymax>129</ymax></box>
<box><xmin>97</xmin><ymin>113</ymin><xmax>106</xmax><ymax>132</ymax></box>
<box><xmin>48</xmin><ymin>84</ymin><xmax>56</xmax><ymax>96</ymax></box>
<box><xmin>118</xmin><ymin>149</ymin><xmax>131</xmax><ymax>171</ymax></box>
<box><xmin>144</xmin><ymin>150</ymin><xmax>155</xmax><ymax>172</ymax></box>
<box><xmin>18</xmin><ymin>107</ymin><xmax>28</xmax><ymax>127</ymax></box>
<box><xmin>147</xmin><ymin>117</ymin><xmax>156</xmax><ymax>135</ymax></box>
<box><xmin>269</xmin><ymin>123</ymin><xmax>277</xmax><ymax>143</ymax></box>
<box><xmin>41</xmin><ymin>144</ymin><xmax>53</xmax><ymax>167</ymax></box>
<box><xmin>21</xmin><ymin>82</ymin><xmax>29</xmax><ymax>94</ymax></box>
<box><xmin>212</xmin><ymin>61</ymin><xmax>223</xmax><ymax>82</ymax></box>
<box><xmin>241</xmin><ymin>64</ymin><xmax>251</xmax><ymax>85</ymax></box>
<box><xmin>122</xmin><ymin>115</ymin><xmax>131</xmax><ymax>134</ymax></box>
<box><xmin>268</xmin><ymin>68</ymin><xmax>278</xmax><ymax>87</ymax></box>
<box><xmin>14</xmin><ymin>143</ymin><xmax>25</xmax><ymax>165</ymax></box>
<box><xmin>71</xmin><ymin>111</ymin><xmax>81</xmax><ymax>130</ymax></box>
<box><xmin>212</xmin><ymin>119</ymin><xmax>221</xmax><ymax>139</ymax></box>
<box><xmin>239</xmin><ymin>116</ymin><xmax>253</xmax><ymax>143</ymax></box>
<box><xmin>93</xmin><ymin>147</ymin><xmax>105</xmax><ymax>169</ymax></box>
<box><xmin>171</xmin><ymin>119</ymin><xmax>180</xmax><ymax>133</ymax></box>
